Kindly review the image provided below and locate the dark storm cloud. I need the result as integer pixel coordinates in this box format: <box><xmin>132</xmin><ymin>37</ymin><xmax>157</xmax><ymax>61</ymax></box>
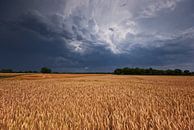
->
<box><xmin>16</xmin><ymin>11</ymin><xmax>100</xmax><ymax>46</ymax></box>
<box><xmin>128</xmin><ymin>40</ymin><xmax>194</xmax><ymax>66</ymax></box>
<box><xmin>0</xmin><ymin>0</ymin><xmax>194</xmax><ymax>71</ymax></box>
<box><xmin>0</xmin><ymin>10</ymin><xmax>116</xmax><ymax>71</ymax></box>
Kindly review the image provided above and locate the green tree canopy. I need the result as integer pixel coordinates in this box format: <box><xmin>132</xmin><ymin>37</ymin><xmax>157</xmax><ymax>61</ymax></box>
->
<box><xmin>41</xmin><ymin>67</ymin><xmax>52</xmax><ymax>73</ymax></box>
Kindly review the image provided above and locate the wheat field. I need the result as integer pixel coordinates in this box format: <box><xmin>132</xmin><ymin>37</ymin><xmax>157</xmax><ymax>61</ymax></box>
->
<box><xmin>0</xmin><ymin>74</ymin><xmax>193</xmax><ymax>129</ymax></box>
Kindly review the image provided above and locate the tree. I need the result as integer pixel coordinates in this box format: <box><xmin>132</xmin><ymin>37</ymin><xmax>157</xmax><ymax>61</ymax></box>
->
<box><xmin>174</xmin><ymin>69</ymin><xmax>182</xmax><ymax>75</ymax></box>
<box><xmin>41</xmin><ymin>67</ymin><xmax>52</xmax><ymax>73</ymax></box>
<box><xmin>114</xmin><ymin>69</ymin><xmax>122</xmax><ymax>75</ymax></box>
<box><xmin>184</xmin><ymin>70</ymin><xmax>190</xmax><ymax>75</ymax></box>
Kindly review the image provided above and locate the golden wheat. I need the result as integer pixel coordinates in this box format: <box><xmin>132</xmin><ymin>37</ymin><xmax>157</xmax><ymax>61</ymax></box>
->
<box><xmin>0</xmin><ymin>74</ymin><xmax>193</xmax><ymax>129</ymax></box>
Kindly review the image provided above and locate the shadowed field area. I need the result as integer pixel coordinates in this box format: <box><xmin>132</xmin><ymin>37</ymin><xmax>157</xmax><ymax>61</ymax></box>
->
<box><xmin>0</xmin><ymin>74</ymin><xmax>194</xmax><ymax>129</ymax></box>
<box><xmin>0</xmin><ymin>73</ymin><xmax>107</xmax><ymax>80</ymax></box>
<box><xmin>0</xmin><ymin>73</ymin><xmax>24</xmax><ymax>79</ymax></box>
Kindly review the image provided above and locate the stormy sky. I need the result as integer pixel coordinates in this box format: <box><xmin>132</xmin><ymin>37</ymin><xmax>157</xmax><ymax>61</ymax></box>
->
<box><xmin>0</xmin><ymin>0</ymin><xmax>194</xmax><ymax>72</ymax></box>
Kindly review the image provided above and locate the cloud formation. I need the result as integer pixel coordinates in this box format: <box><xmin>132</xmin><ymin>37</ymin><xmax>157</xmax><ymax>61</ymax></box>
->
<box><xmin>0</xmin><ymin>0</ymin><xmax>194</xmax><ymax>71</ymax></box>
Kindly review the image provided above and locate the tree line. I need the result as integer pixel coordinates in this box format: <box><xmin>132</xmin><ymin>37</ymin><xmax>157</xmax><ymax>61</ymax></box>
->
<box><xmin>1</xmin><ymin>67</ymin><xmax>194</xmax><ymax>75</ymax></box>
<box><xmin>0</xmin><ymin>67</ymin><xmax>52</xmax><ymax>73</ymax></box>
<box><xmin>114</xmin><ymin>67</ymin><xmax>194</xmax><ymax>75</ymax></box>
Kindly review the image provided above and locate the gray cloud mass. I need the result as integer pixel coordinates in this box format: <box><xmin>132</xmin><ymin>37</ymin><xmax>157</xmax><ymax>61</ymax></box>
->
<box><xmin>0</xmin><ymin>0</ymin><xmax>194</xmax><ymax>72</ymax></box>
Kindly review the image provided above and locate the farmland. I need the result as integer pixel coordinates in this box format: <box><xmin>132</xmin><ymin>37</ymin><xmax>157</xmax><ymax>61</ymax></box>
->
<box><xmin>0</xmin><ymin>74</ymin><xmax>194</xmax><ymax>129</ymax></box>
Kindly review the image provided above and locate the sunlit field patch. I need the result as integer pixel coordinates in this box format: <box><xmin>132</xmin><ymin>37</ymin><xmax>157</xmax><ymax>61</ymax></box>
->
<box><xmin>0</xmin><ymin>74</ymin><xmax>193</xmax><ymax>129</ymax></box>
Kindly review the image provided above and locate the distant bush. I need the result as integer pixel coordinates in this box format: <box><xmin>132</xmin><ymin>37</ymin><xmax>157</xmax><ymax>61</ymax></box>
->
<box><xmin>41</xmin><ymin>67</ymin><xmax>52</xmax><ymax>73</ymax></box>
<box><xmin>114</xmin><ymin>67</ymin><xmax>193</xmax><ymax>75</ymax></box>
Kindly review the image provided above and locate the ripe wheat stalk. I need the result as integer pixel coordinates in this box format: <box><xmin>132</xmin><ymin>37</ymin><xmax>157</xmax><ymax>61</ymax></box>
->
<box><xmin>0</xmin><ymin>74</ymin><xmax>193</xmax><ymax>129</ymax></box>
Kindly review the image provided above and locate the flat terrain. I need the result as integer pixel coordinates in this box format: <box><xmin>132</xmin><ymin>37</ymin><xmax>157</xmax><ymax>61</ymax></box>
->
<box><xmin>0</xmin><ymin>74</ymin><xmax>194</xmax><ymax>129</ymax></box>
